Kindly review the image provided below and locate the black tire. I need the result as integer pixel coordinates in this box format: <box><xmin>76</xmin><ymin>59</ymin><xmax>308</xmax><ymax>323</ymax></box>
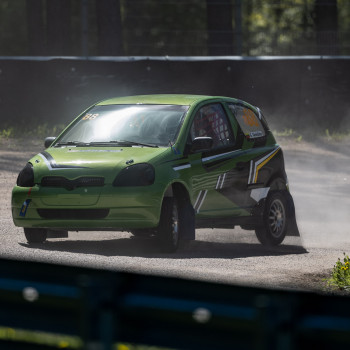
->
<box><xmin>158</xmin><ymin>197</ymin><xmax>180</xmax><ymax>252</ymax></box>
<box><xmin>24</xmin><ymin>228</ymin><xmax>47</xmax><ymax>244</ymax></box>
<box><xmin>255</xmin><ymin>191</ymin><xmax>287</xmax><ymax>246</ymax></box>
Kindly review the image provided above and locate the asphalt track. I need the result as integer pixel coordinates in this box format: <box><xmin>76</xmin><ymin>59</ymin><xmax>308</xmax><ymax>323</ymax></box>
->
<box><xmin>1</xmin><ymin>136</ymin><xmax>349</xmax><ymax>293</ymax></box>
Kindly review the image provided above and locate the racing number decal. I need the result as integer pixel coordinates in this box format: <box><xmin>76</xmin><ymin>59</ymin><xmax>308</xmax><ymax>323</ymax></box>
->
<box><xmin>82</xmin><ymin>113</ymin><xmax>99</xmax><ymax>120</ymax></box>
<box><xmin>228</xmin><ymin>104</ymin><xmax>265</xmax><ymax>139</ymax></box>
<box><xmin>242</xmin><ymin>108</ymin><xmax>259</xmax><ymax>127</ymax></box>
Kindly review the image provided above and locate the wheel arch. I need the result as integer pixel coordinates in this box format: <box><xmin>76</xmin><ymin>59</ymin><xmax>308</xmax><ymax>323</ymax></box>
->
<box><xmin>264</xmin><ymin>175</ymin><xmax>300</xmax><ymax>238</ymax></box>
<box><xmin>267</xmin><ymin>173</ymin><xmax>288</xmax><ymax>191</ymax></box>
<box><xmin>162</xmin><ymin>181</ymin><xmax>195</xmax><ymax>240</ymax></box>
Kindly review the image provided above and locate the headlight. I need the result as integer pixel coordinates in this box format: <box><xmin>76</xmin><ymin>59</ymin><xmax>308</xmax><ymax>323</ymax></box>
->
<box><xmin>17</xmin><ymin>163</ymin><xmax>34</xmax><ymax>187</ymax></box>
<box><xmin>113</xmin><ymin>163</ymin><xmax>155</xmax><ymax>187</ymax></box>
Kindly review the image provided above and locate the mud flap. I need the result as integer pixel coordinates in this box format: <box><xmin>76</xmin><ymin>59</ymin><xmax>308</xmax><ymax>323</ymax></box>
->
<box><xmin>179</xmin><ymin>202</ymin><xmax>196</xmax><ymax>240</ymax></box>
<box><xmin>284</xmin><ymin>191</ymin><xmax>300</xmax><ymax>237</ymax></box>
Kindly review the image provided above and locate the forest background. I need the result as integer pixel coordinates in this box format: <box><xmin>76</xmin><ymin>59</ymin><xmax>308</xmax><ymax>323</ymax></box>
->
<box><xmin>0</xmin><ymin>0</ymin><xmax>348</xmax><ymax>57</ymax></box>
<box><xmin>0</xmin><ymin>0</ymin><xmax>349</xmax><ymax>132</ymax></box>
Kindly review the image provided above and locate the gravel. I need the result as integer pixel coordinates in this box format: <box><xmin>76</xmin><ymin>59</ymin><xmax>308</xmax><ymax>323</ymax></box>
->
<box><xmin>1</xmin><ymin>136</ymin><xmax>349</xmax><ymax>294</ymax></box>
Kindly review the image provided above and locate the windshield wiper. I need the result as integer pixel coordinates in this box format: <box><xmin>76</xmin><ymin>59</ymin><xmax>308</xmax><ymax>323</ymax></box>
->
<box><xmin>118</xmin><ymin>140</ymin><xmax>159</xmax><ymax>148</ymax></box>
<box><xmin>55</xmin><ymin>141</ymin><xmax>88</xmax><ymax>147</ymax></box>
<box><xmin>90</xmin><ymin>140</ymin><xmax>159</xmax><ymax>148</ymax></box>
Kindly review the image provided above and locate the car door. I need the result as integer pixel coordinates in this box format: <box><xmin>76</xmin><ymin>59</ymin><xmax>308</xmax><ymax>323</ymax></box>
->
<box><xmin>226</xmin><ymin>102</ymin><xmax>278</xmax><ymax>210</ymax></box>
<box><xmin>186</xmin><ymin>102</ymin><xmax>252</xmax><ymax>218</ymax></box>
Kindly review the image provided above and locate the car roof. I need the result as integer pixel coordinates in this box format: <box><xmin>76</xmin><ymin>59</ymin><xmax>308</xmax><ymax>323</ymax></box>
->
<box><xmin>96</xmin><ymin>94</ymin><xmax>239</xmax><ymax>106</ymax></box>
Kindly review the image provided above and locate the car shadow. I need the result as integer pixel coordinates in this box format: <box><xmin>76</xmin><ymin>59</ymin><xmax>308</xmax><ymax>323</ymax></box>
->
<box><xmin>19</xmin><ymin>236</ymin><xmax>308</xmax><ymax>259</ymax></box>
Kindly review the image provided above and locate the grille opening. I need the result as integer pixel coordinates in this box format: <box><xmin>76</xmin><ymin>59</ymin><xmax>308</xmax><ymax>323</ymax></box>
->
<box><xmin>37</xmin><ymin>209</ymin><xmax>109</xmax><ymax>220</ymax></box>
<box><xmin>41</xmin><ymin>176</ymin><xmax>104</xmax><ymax>190</ymax></box>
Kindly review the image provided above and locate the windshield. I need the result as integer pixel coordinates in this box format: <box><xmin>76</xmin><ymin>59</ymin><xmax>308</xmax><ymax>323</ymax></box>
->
<box><xmin>56</xmin><ymin>104</ymin><xmax>189</xmax><ymax>147</ymax></box>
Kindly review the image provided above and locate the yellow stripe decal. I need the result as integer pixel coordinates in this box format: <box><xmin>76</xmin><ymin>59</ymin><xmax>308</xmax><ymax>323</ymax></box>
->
<box><xmin>254</xmin><ymin>147</ymin><xmax>280</xmax><ymax>183</ymax></box>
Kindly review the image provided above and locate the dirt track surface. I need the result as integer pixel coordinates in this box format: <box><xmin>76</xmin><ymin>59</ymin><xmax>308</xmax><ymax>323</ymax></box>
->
<box><xmin>1</xmin><ymin>136</ymin><xmax>350</xmax><ymax>294</ymax></box>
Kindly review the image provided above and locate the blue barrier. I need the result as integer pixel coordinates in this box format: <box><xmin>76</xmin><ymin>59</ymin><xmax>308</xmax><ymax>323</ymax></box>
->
<box><xmin>0</xmin><ymin>257</ymin><xmax>349</xmax><ymax>349</ymax></box>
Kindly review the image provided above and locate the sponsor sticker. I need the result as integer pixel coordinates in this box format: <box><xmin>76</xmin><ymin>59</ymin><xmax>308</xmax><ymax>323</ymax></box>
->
<box><xmin>249</xmin><ymin>131</ymin><xmax>264</xmax><ymax>138</ymax></box>
<box><xmin>19</xmin><ymin>199</ymin><xmax>32</xmax><ymax>217</ymax></box>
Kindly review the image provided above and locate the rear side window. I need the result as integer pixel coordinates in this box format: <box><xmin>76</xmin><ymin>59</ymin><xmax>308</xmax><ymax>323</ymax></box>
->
<box><xmin>228</xmin><ymin>104</ymin><xmax>265</xmax><ymax>139</ymax></box>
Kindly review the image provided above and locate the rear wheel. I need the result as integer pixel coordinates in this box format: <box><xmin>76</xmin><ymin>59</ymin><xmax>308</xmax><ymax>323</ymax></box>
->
<box><xmin>158</xmin><ymin>197</ymin><xmax>180</xmax><ymax>252</ymax></box>
<box><xmin>255</xmin><ymin>192</ymin><xmax>287</xmax><ymax>246</ymax></box>
<box><xmin>24</xmin><ymin>228</ymin><xmax>47</xmax><ymax>244</ymax></box>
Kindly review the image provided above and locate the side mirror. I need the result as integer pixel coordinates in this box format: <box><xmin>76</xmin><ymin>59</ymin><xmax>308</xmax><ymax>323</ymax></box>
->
<box><xmin>44</xmin><ymin>137</ymin><xmax>56</xmax><ymax>148</ymax></box>
<box><xmin>191</xmin><ymin>137</ymin><xmax>213</xmax><ymax>153</ymax></box>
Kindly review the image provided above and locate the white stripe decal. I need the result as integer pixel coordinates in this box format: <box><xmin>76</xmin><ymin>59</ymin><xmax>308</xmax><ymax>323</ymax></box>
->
<box><xmin>38</xmin><ymin>153</ymin><xmax>55</xmax><ymax>171</ymax></box>
<box><xmin>248</xmin><ymin>147</ymin><xmax>280</xmax><ymax>184</ymax></box>
<box><xmin>248</xmin><ymin>160</ymin><xmax>254</xmax><ymax>184</ymax></box>
<box><xmin>202</xmin><ymin>150</ymin><xmax>241</xmax><ymax>163</ymax></box>
<box><xmin>220</xmin><ymin>173</ymin><xmax>226</xmax><ymax>189</ymax></box>
<box><xmin>256</xmin><ymin>147</ymin><xmax>280</xmax><ymax>167</ymax></box>
<box><xmin>194</xmin><ymin>191</ymin><xmax>203</xmax><ymax>209</ymax></box>
<box><xmin>196</xmin><ymin>190</ymin><xmax>208</xmax><ymax>213</ymax></box>
<box><xmin>173</xmin><ymin>164</ymin><xmax>191</xmax><ymax>171</ymax></box>
<box><xmin>39</xmin><ymin>152</ymin><xmax>88</xmax><ymax>171</ymax></box>
<box><xmin>250</xmin><ymin>187</ymin><xmax>270</xmax><ymax>202</ymax></box>
<box><xmin>216</xmin><ymin>175</ymin><xmax>222</xmax><ymax>190</ymax></box>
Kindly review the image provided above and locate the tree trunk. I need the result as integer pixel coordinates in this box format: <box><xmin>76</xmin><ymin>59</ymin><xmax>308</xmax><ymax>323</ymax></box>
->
<box><xmin>206</xmin><ymin>0</ymin><xmax>234</xmax><ymax>55</ymax></box>
<box><xmin>314</xmin><ymin>0</ymin><xmax>339</xmax><ymax>55</ymax></box>
<box><xmin>26</xmin><ymin>0</ymin><xmax>45</xmax><ymax>55</ymax></box>
<box><xmin>46</xmin><ymin>0</ymin><xmax>71</xmax><ymax>55</ymax></box>
<box><xmin>96</xmin><ymin>0</ymin><xmax>124</xmax><ymax>56</ymax></box>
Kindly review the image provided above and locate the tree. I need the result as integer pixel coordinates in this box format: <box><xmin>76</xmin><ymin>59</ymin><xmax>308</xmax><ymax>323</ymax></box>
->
<box><xmin>46</xmin><ymin>0</ymin><xmax>71</xmax><ymax>55</ymax></box>
<box><xmin>313</xmin><ymin>0</ymin><xmax>339</xmax><ymax>55</ymax></box>
<box><xmin>26</xmin><ymin>0</ymin><xmax>45</xmax><ymax>55</ymax></box>
<box><xmin>206</xmin><ymin>0</ymin><xmax>234</xmax><ymax>55</ymax></box>
<box><xmin>96</xmin><ymin>0</ymin><xmax>124</xmax><ymax>56</ymax></box>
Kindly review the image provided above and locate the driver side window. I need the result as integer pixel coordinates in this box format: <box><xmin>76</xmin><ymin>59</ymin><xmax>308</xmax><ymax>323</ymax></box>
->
<box><xmin>190</xmin><ymin>103</ymin><xmax>235</xmax><ymax>149</ymax></box>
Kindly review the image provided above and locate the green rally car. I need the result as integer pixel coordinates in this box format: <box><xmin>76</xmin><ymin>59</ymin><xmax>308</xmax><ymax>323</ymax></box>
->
<box><xmin>12</xmin><ymin>94</ymin><xmax>299</xmax><ymax>251</ymax></box>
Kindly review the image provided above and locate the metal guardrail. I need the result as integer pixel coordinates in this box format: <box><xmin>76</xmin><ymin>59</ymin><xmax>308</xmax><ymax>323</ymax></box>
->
<box><xmin>0</xmin><ymin>258</ymin><xmax>349</xmax><ymax>350</ymax></box>
<box><xmin>0</xmin><ymin>55</ymin><xmax>350</xmax><ymax>61</ymax></box>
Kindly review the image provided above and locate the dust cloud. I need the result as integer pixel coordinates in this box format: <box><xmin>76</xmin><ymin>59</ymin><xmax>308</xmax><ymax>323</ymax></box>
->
<box><xmin>280</xmin><ymin>136</ymin><xmax>350</xmax><ymax>249</ymax></box>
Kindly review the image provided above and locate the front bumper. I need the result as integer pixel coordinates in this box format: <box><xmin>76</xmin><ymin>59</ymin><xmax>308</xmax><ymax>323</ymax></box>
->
<box><xmin>12</xmin><ymin>185</ymin><xmax>163</xmax><ymax>230</ymax></box>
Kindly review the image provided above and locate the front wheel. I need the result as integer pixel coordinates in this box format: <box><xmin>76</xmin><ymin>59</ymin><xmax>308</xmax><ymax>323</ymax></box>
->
<box><xmin>24</xmin><ymin>228</ymin><xmax>47</xmax><ymax>244</ymax></box>
<box><xmin>255</xmin><ymin>192</ymin><xmax>287</xmax><ymax>246</ymax></box>
<box><xmin>158</xmin><ymin>197</ymin><xmax>180</xmax><ymax>252</ymax></box>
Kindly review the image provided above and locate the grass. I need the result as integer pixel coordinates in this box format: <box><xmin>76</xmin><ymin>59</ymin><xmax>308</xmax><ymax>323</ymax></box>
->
<box><xmin>0</xmin><ymin>124</ymin><xmax>65</xmax><ymax>141</ymax></box>
<box><xmin>272</xmin><ymin>128</ymin><xmax>303</xmax><ymax>142</ymax></box>
<box><xmin>0</xmin><ymin>124</ymin><xmax>66</xmax><ymax>150</ymax></box>
<box><xmin>325</xmin><ymin>253</ymin><xmax>350</xmax><ymax>291</ymax></box>
<box><xmin>324</xmin><ymin>128</ymin><xmax>350</xmax><ymax>142</ymax></box>
<box><xmin>273</xmin><ymin>127</ymin><xmax>350</xmax><ymax>145</ymax></box>
<box><xmin>0</xmin><ymin>127</ymin><xmax>15</xmax><ymax>140</ymax></box>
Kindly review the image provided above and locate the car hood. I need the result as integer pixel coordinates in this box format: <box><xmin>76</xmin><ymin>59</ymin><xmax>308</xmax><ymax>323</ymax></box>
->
<box><xmin>29</xmin><ymin>146</ymin><xmax>168</xmax><ymax>184</ymax></box>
